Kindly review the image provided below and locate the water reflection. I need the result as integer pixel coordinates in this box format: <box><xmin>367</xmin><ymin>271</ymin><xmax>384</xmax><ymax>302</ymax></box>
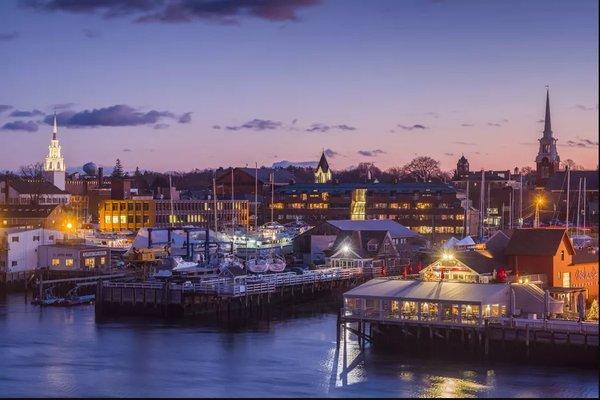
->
<box><xmin>0</xmin><ymin>294</ymin><xmax>597</xmax><ymax>398</ymax></box>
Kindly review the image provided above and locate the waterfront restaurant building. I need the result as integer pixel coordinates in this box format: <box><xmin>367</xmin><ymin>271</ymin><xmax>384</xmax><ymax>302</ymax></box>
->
<box><xmin>343</xmin><ymin>279</ymin><xmax>565</xmax><ymax>324</ymax></box>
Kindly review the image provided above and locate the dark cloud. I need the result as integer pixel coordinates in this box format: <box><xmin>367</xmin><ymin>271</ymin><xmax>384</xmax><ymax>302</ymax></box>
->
<box><xmin>502</xmin><ymin>118</ymin><xmax>509</xmax><ymax>123</ymax></box>
<box><xmin>444</xmin><ymin>152</ymin><xmax>454</xmax><ymax>156</ymax></box>
<box><xmin>487</xmin><ymin>122</ymin><xmax>501</xmax><ymax>127</ymax></box>
<box><xmin>291</xmin><ymin>118</ymin><xmax>298</xmax><ymax>125</ymax></box>
<box><xmin>397</xmin><ymin>124</ymin><xmax>428</xmax><ymax>131</ymax></box>
<box><xmin>225</xmin><ymin>119</ymin><xmax>282</xmax><ymax>131</ymax></box>
<box><xmin>564</xmin><ymin>138</ymin><xmax>598</xmax><ymax>148</ymax></box>
<box><xmin>537</xmin><ymin>119</ymin><xmax>544</xmax><ymax>123</ymax></box>
<box><xmin>460</xmin><ymin>123</ymin><xmax>474</xmax><ymax>127</ymax></box>
<box><xmin>306</xmin><ymin>123</ymin><xmax>356</xmax><ymax>133</ymax></box>
<box><xmin>0</xmin><ymin>31</ymin><xmax>19</xmax><ymax>41</ymax></box>
<box><xmin>83</xmin><ymin>28</ymin><xmax>101</xmax><ymax>38</ymax></box>
<box><xmin>51</xmin><ymin>102</ymin><xmax>76</xmax><ymax>111</ymax></box>
<box><xmin>0</xmin><ymin>105</ymin><xmax>13</xmax><ymax>113</ymax></box>
<box><xmin>453</xmin><ymin>141</ymin><xmax>476</xmax><ymax>146</ymax></box>
<box><xmin>153</xmin><ymin>123</ymin><xmax>169</xmax><ymax>130</ymax></box>
<box><xmin>357</xmin><ymin>149</ymin><xmax>385</xmax><ymax>157</ymax></box>
<box><xmin>9</xmin><ymin>109</ymin><xmax>44</xmax><ymax>117</ymax></box>
<box><xmin>24</xmin><ymin>0</ymin><xmax>321</xmax><ymax>24</ymax></box>
<box><xmin>574</xmin><ymin>104</ymin><xmax>597</xmax><ymax>111</ymax></box>
<box><xmin>212</xmin><ymin>125</ymin><xmax>221</xmax><ymax>130</ymax></box>
<box><xmin>1</xmin><ymin>120</ymin><xmax>38</xmax><ymax>132</ymax></box>
<box><xmin>178</xmin><ymin>112</ymin><xmax>192</xmax><ymax>124</ymax></box>
<box><xmin>324</xmin><ymin>148</ymin><xmax>339</xmax><ymax>158</ymax></box>
<box><xmin>42</xmin><ymin>104</ymin><xmax>186</xmax><ymax>128</ymax></box>
<box><xmin>123</xmin><ymin>148</ymin><xmax>132</xmax><ymax>152</ymax></box>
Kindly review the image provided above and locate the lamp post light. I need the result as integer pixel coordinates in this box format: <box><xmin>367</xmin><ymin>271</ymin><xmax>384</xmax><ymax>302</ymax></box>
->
<box><xmin>534</xmin><ymin>196</ymin><xmax>543</xmax><ymax>228</ymax></box>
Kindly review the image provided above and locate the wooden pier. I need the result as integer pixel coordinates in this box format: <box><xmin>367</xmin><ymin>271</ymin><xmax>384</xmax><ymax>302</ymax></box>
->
<box><xmin>338</xmin><ymin>308</ymin><xmax>599</xmax><ymax>364</ymax></box>
<box><xmin>96</xmin><ymin>267</ymin><xmax>380</xmax><ymax>319</ymax></box>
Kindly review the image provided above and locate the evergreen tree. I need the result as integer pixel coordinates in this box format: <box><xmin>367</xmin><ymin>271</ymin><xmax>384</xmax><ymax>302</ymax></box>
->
<box><xmin>587</xmin><ymin>299</ymin><xmax>598</xmax><ymax>320</ymax></box>
<box><xmin>112</xmin><ymin>158</ymin><xmax>124</xmax><ymax>178</ymax></box>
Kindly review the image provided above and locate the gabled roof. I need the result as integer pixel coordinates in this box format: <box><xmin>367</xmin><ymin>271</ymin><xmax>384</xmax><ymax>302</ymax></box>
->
<box><xmin>505</xmin><ymin>228</ymin><xmax>573</xmax><ymax>256</ymax></box>
<box><xmin>545</xmin><ymin>170</ymin><xmax>599</xmax><ymax>192</ymax></box>
<box><xmin>485</xmin><ymin>229</ymin><xmax>514</xmax><ymax>259</ymax></box>
<box><xmin>0</xmin><ymin>204</ymin><xmax>61</xmax><ymax>218</ymax></box>
<box><xmin>7</xmin><ymin>179</ymin><xmax>68</xmax><ymax>195</ymax></box>
<box><xmin>327</xmin><ymin>219</ymin><xmax>419</xmax><ymax>239</ymax></box>
<box><xmin>316</xmin><ymin>152</ymin><xmax>330</xmax><ymax>172</ymax></box>
<box><xmin>329</xmin><ymin>230</ymin><xmax>396</xmax><ymax>258</ymax></box>
<box><xmin>344</xmin><ymin>278</ymin><xmax>509</xmax><ymax>304</ymax></box>
<box><xmin>422</xmin><ymin>250</ymin><xmax>507</xmax><ymax>275</ymax></box>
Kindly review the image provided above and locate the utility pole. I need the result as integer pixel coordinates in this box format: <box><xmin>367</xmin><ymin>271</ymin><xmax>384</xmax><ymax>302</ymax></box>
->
<box><xmin>254</xmin><ymin>162</ymin><xmax>258</xmax><ymax>231</ymax></box>
<box><xmin>576</xmin><ymin>178</ymin><xmax>582</xmax><ymax>236</ymax></box>
<box><xmin>212</xmin><ymin>174</ymin><xmax>218</xmax><ymax>234</ymax></box>
<box><xmin>270</xmin><ymin>172</ymin><xmax>274</xmax><ymax>223</ymax></box>
<box><xmin>519</xmin><ymin>173</ymin><xmax>523</xmax><ymax>227</ymax></box>
<box><xmin>583</xmin><ymin>177</ymin><xmax>587</xmax><ymax>233</ymax></box>
<box><xmin>464</xmin><ymin>180</ymin><xmax>470</xmax><ymax>237</ymax></box>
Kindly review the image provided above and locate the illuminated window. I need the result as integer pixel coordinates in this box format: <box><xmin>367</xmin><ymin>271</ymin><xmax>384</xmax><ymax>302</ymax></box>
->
<box><xmin>560</xmin><ymin>250</ymin><xmax>564</xmax><ymax>261</ymax></box>
<box><xmin>51</xmin><ymin>258</ymin><xmax>60</xmax><ymax>266</ymax></box>
<box><xmin>104</xmin><ymin>216</ymin><xmax>111</xmax><ymax>224</ymax></box>
<box><xmin>120</xmin><ymin>215</ymin><xmax>127</xmax><ymax>224</ymax></box>
<box><xmin>374</xmin><ymin>203</ymin><xmax>387</xmax><ymax>209</ymax></box>
<box><xmin>416</xmin><ymin>202</ymin><xmax>432</xmax><ymax>209</ymax></box>
<box><xmin>415</xmin><ymin>226</ymin><xmax>433</xmax><ymax>234</ymax></box>
<box><xmin>400</xmin><ymin>203</ymin><xmax>411</xmax><ymax>209</ymax></box>
<box><xmin>100</xmin><ymin>257</ymin><xmax>106</xmax><ymax>265</ymax></box>
<box><xmin>84</xmin><ymin>258</ymin><xmax>95</xmax><ymax>268</ymax></box>
<box><xmin>65</xmin><ymin>258</ymin><xmax>74</xmax><ymax>267</ymax></box>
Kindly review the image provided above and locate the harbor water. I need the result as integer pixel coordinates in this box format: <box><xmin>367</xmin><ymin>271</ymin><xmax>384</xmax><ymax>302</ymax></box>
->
<box><xmin>0</xmin><ymin>293</ymin><xmax>597</xmax><ymax>398</ymax></box>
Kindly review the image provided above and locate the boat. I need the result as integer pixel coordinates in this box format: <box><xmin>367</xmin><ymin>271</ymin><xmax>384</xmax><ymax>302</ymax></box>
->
<box><xmin>268</xmin><ymin>254</ymin><xmax>286</xmax><ymax>273</ymax></box>
<box><xmin>171</xmin><ymin>256</ymin><xmax>201</xmax><ymax>273</ymax></box>
<box><xmin>246</xmin><ymin>256</ymin><xmax>270</xmax><ymax>273</ymax></box>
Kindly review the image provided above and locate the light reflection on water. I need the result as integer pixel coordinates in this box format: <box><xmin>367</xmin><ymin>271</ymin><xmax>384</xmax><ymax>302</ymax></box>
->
<box><xmin>0</xmin><ymin>293</ymin><xmax>597</xmax><ymax>398</ymax></box>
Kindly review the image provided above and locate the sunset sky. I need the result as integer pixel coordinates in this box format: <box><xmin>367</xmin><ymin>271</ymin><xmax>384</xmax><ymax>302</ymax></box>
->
<box><xmin>0</xmin><ymin>0</ymin><xmax>598</xmax><ymax>173</ymax></box>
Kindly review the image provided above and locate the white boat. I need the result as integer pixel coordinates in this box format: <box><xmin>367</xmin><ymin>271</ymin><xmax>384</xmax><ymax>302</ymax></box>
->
<box><xmin>219</xmin><ymin>254</ymin><xmax>245</xmax><ymax>271</ymax></box>
<box><xmin>171</xmin><ymin>256</ymin><xmax>200</xmax><ymax>272</ymax></box>
<box><xmin>268</xmin><ymin>254</ymin><xmax>286</xmax><ymax>273</ymax></box>
<box><xmin>246</xmin><ymin>257</ymin><xmax>270</xmax><ymax>273</ymax></box>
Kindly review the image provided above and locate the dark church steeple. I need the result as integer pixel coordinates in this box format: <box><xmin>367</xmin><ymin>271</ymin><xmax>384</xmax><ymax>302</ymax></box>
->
<box><xmin>535</xmin><ymin>86</ymin><xmax>560</xmax><ymax>187</ymax></box>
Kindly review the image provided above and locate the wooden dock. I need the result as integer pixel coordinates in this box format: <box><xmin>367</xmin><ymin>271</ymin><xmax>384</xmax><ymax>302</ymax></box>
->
<box><xmin>338</xmin><ymin>308</ymin><xmax>599</xmax><ymax>364</ymax></box>
<box><xmin>96</xmin><ymin>267</ymin><xmax>381</xmax><ymax>318</ymax></box>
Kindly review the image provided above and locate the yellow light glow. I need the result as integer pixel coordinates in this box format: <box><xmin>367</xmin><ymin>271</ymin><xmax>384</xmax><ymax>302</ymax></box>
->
<box><xmin>342</xmin><ymin>245</ymin><xmax>350</xmax><ymax>253</ymax></box>
<box><xmin>66</xmin><ymin>222</ymin><xmax>73</xmax><ymax>230</ymax></box>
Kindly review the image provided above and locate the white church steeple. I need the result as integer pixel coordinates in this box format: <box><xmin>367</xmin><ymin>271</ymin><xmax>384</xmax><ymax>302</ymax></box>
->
<box><xmin>43</xmin><ymin>113</ymin><xmax>66</xmax><ymax>190</ymax></box>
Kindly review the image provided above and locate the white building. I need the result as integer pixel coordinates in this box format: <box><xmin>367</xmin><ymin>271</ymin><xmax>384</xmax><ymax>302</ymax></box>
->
<box><xmin>0</xmin><ymin>227</ymin><xmax>64</xmax><ymax>273</ymax></box>
<box><xmin>43</xmin><ymin>114</ymin><xmax>66</xmax><ymax>191</ymax></box>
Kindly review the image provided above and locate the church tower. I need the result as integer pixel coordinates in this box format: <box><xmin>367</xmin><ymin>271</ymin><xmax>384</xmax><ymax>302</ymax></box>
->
<box><xmin>535</xmin><ymin>87</ymin><xmax>560</xmax><ymax>187</ymax></box>
<box><xmin>43</xmin><ymin>114</ymin><xmax>66</xmax><ymax>190</ymax></box>
<box><xmin>314</xmin><ymin>151</ymin><xmax>332</xmax><ymax>184</ymax></box>
<box><xmin>455</xmin><ymin>154</ymin><xmax>470</xmax><ymax>179</ymax></box>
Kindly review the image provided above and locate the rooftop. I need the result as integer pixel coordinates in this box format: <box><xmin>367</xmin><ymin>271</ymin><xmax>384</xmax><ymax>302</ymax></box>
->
<box><xmin>327</xmin><ymin>219</ymin><xmax>419</xmax><ymax>239</ymax></box>
<box><xmin>344</xmin><ymin>278</ymin><xmax>509</xmax><ymax>304</ymax></box>
<box><xmin>505</xmin><ymin>228</ymin><xmax>572</xmax><ymax>257</ymax></box>
<box><xmin>275</xmin><ymin>182</ymin><xmax>457</xmax><ymax>195</ymax></box>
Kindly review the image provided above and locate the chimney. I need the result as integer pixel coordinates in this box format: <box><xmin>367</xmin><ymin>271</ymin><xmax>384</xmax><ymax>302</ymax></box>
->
<box><xmin>98</xmin><ymin>167</ymin><xmax>104</xmax><ymax>187</ymax></box>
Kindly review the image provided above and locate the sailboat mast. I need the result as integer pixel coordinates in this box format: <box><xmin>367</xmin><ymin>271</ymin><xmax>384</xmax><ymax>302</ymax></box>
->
<box><xmin>581</xmin><ymin>177</ymin><xmax>587</xmax><ymax>231</ymax></box>
<box><xmin>565</xmin><ymin>167</ymin><xmax>570</xmax><ymax>231</ymax></box>
<box><xmin>464</xmin><ymin>179</ymin><xmax>469</xmax><ymax>237</ymax></box>
<box><xmin>255</xmin><ymin>163</ymin><xmax>258</xmax><ymax>231</ymax></box>
<box><xmin>231</xmin><ymin>167</ymin><xmax>235</xmax><ymax>228</ymax></box>
<box><xmin>213</xmin><ymin>174</ymin><xmax>218</xmax><ymax>233</ymax></box>
<box><xmin>169</xmin><ymin>174</ymin><xmax>174</xmax><ymax>227</ymax></box>
<box><xmin>270</xmin><ymin>171</ymin><xmax>274</xmax><ymax>222</ymax></box>
<box><xmin>479</xmin><ymin>169</ymin><xmax>485</xmax><ymax>239</ymax></box>
<box><xmin>576</xmin><ymin>177</ymin><xmax>582</xmax><ymax>236</ymax></box>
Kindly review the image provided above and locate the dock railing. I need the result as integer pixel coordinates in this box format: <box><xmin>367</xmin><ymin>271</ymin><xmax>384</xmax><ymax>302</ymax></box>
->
<box><xmin>489</xmin><ymin>316</ymin><xmax>599</xmax><ymax>334</ymax></box>
<box><xmin>101</xmin><ymin>266</ymin><xmax>365</xmax><ymax>298</ymax></box>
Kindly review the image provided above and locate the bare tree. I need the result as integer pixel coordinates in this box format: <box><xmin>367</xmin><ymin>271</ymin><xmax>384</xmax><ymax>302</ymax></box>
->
<box><xmin>19</xmin><ymin>162</ymin><xmax>43</xmax><ymax>179</ymax></box>
<box><xmin>561</xmin><ymin>159</ymin><xmax>584</xmax><ymax>170</ymax></box>
<box><xmin>400</xmin><ymin>156</ymin><xmax>442</xmax><ymax>182</ymax></box>
<box><xmin>18</xmin><ymin>162</ymin><xmax>45</xmax><ymax>204</ymax></box>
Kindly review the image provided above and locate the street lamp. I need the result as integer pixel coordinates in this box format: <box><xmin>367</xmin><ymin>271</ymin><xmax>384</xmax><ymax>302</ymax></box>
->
<box><xmin>534</xmin><ymin>196</ymin><xmax>544</xmax><ymax>228</ymax></box>
<box><xmin>342</xmin><ymin>245</ymin><xmax>350</xmax><ymax>254</ymax></box>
